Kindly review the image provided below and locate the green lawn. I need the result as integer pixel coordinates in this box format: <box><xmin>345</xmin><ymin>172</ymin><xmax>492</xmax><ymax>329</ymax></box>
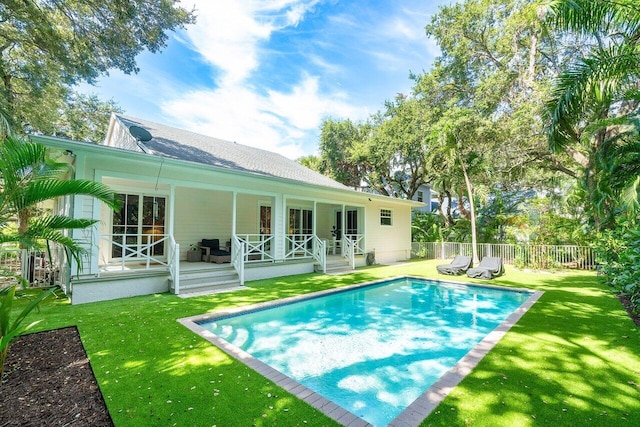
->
<box><xmin>12</xmin><ymin>260</ymin><xmax>640</xmax><ymax>426</ymax></box>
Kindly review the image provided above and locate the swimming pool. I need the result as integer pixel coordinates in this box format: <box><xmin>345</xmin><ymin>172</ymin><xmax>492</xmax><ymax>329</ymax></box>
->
<box><xmin>180</xmin><ymin>277</ymin><xmax>542</xmax><ymax>426</ymax></box>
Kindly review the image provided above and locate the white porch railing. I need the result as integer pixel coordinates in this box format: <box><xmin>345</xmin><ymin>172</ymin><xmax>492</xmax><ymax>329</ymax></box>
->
<box><xmin>312</xmin><ymin>236</ymin><xmax>326</xmax><ymax>273</ymax></box>
<box><xmin>345</xmin><ymin>234</ymin><xmax>365</xmax><ymax>255</ymax></box>
<box><xmin>341</xmin><ymin>234</ymin><xmax>365</xmax><ymax>270</ymax></box>
<box><xmin>99</xmin><ymin>233</ymin><xmax>172</xmax><ymax>274</ymax></box>
<box><xmin>168</xmin><ymin>235</ymin><xmax>180</xmax><ymax>294</ymax></box>
<box><xmin>284</xmin><ymin>234</ymin><xmax>316</xmax><ymax>259</ymax></box>
<box><xmin>231</xmin><ymin>235</ymin><xmax>245</xmax><ymax>286</ymax></box>
<box><xmin>235</xmin><ymin>234</ymin><xmax>274</xmax><ymax>263</ymax></box>
<box><xmin>411</xmin><ymin>242</ymin><xmax>597</xmax><ymax>270</ymax></box>
<box><xmin>343</xmin><ymin>237</ymin><xmax>355</xmax><ymax>269</ymax></box>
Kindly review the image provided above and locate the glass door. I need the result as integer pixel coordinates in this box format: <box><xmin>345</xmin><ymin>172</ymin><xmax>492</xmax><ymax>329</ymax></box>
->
<box><xmin>288</xmin><ymin>208</ymin><xmax>313</xmax><ymax>254</ymax></box>
<box><xmin>112</xmin><ymin>194</ymin><xmax>166</xmax><ymax>259</ymax></box>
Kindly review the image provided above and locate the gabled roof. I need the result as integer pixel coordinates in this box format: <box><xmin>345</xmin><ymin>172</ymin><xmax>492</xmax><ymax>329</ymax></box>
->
<box><xmin>105</xmin><ymin>114</ymin><xmax>350</xmax><ymax>191</ymax></box>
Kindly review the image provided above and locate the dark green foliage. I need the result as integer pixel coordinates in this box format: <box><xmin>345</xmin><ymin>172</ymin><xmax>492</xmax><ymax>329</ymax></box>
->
<box><xmin>411</xmin><ymin>212</ymin><xmax>443</xmax><ymax>242</ymax></box>
<box><xmin>476</xmin><ymin>190</ymin><xmax>530</xmax><ymax>243</ymax></box>
<box><xmin>0</xmin><ymin>285</ymin><xmax>54</xmax><ymax>376</ymax></box>
<box><xmin>595</xmin><ymin>218</ymin><xmax>640</xmax><ymax>312</ymax></box>
<box><xmin>0</xmin><ymin>1</ymin><xmax>194</xmax><ymax>137</ymax></box>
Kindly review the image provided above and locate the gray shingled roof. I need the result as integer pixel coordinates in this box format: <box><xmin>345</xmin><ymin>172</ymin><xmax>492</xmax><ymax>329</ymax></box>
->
<box><xmin>112</xmin><ymin>115</ymin><xmax>350</xmax><ymax>190</ymax></box>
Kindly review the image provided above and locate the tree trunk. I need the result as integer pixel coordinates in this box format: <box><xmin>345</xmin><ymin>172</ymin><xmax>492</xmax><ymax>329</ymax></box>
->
<box><xmin>17</xmin><ymin>209</ymin><xmax>32</xmax><ymax>249</ymax></box>
<box><xmin>457</xmin><ymin>189</ymin><xmax>471</xmax><ymax>220</ymax></box>
<box><xmin>459</xmin><ymin>156</ymin><xmax>479</xmax><ymax>265</ymax></box>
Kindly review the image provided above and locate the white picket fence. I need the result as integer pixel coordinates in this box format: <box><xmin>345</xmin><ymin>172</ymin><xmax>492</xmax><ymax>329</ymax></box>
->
<box><xmin>0</xmin><ymin>246</ymin><xmax>66</xmax><ymax>288</ymax></box>
<box><xmin>411</xmin><ymin>242</ymin><xmax>597</xmax><ymax>270</ymax></box>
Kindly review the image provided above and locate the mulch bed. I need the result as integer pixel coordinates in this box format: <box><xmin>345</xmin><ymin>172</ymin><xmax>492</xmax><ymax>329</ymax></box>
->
<box><xmin>0</xmin><ymin>297</ymin><xmax>638</xmax><ymax>427</ymax></box>
<box><xmin>0</xmin><ymin>327</ymin><xmax>113</xmax><ymax>427</ymax></box>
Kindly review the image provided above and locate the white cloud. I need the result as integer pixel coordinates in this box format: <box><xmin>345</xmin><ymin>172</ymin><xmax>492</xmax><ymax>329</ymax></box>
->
<box><xmin>166</xmin><ymin>0</ymin><xmax>370</xmax><ymax>159</ymax></box>
<box><xmin>160</xmin><ymin>0</ymin><xmax>444</xmax><ymax>159</ymax></box>
<box><xmin>161</xmin><ymin>74</ymin><xmax>365</xmax><ymax>159</ymax></box>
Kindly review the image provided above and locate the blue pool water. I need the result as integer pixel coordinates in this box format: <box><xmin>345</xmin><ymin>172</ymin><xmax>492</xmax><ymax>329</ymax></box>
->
<box><xmin>197</xmin><ymin>277</ymin><xmax>531</xmax><ymax>426</ymax></box>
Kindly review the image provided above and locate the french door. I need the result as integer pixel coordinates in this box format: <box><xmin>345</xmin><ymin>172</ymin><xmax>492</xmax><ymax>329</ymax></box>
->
<box><xmin>335</xmin><ymin>209</ymin><xmax>358</xmax><ymax>238</ymax></box>
<box><xmin>288</xmin><ymin>208</ymin><xmax>313</xmax><ymax>254</ymax></box>
<box><xmin>289</xmin><ymin>208</ymin><xmax>312</xmax><ymax>235</ymax></box>
<box><xmin>111</xmin><ymin>194</ymin><xmax>166</xmax><ymax>259</ymax></box>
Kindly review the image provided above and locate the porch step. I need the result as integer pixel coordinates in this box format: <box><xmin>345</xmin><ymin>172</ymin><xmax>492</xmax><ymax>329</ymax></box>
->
<box><xmin>316</xmin><ymin>256</ymin><xmax>353</xmax><ymax>275</ymax></box>
<box><xmin>171</xmin><ymin>265</ymin><xmax>241</xmax><ymax>295</ymax></box>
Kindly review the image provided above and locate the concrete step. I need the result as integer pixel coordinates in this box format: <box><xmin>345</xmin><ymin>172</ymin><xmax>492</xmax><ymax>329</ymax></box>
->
<box><xmin>179</xmin><ymin>269</ymin><xmax>237</xmax><ymax>287</ymax></box>
<box><xmin>171</xmin><ymin>265</ymin><xmax>241</xmax><ymax>294</ymax></box>
<box><xmin>178</xmin><ymin>279</ymin><xmax>242</xmax><ymax>293</ymax></box>
<box><xmin>315</xmin><ymin>257</ymin><xmax>353</xmax><ymax>274</ymax></box>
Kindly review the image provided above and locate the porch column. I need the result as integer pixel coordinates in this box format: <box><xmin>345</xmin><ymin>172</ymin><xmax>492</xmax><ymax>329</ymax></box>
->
<box><xmin>277</xmin><ymin>195</ymin><xmax>287</xmax><ymax>259</ymax></box>
<box><xmin>167</xmin><ymin>184</ymin><xmax>175</xmax><ymax>235</ymax></box>
<box><xmin>341</xmin><ymin>204</ymin><xmax>346</xmax><ymax>255</ymax></box>
<box><xmin>312</xmin><ymin>201</ymin><xmax>317</xmax><ymax>236</ymax></box>
<box><xmin>83</xmin><ymin>155</ymin><xmax>99</xmax><ymax>277</ymax></box>
<box><xmin>232</xmin><ymin>192</ymin><xmax>237</xmax><ymax>235</ymax></box>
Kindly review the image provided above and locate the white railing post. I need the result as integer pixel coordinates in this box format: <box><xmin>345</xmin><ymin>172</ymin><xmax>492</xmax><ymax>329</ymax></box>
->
<box><xmin>312</xmin><ymin>236</ymin><xmax>326</xmax><ymax>273</ymax></box>
<box><xmin>172</xmin><ymin>240</ymin><xmax>180</xmax><ymax>294</ymax></box>
<box><xmin>343</xmin><ymin>237</ymin><xmax>355</xmax><ymax>269</ymax></box>
<box><xmin>231</xmin><ymin>235</ymin><xmax>245</xmax><ymax>286</ymax></box>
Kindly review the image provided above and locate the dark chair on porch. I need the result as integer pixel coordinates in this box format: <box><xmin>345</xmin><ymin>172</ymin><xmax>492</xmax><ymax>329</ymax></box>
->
<box><xmin>199</xmin><ymin>239</ymin><xmax>231</xmax><ymax>264</ymax></box>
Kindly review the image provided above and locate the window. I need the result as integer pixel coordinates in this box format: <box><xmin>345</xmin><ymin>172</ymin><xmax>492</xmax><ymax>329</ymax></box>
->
<box><xmin>112</xmin><ymin>193</ymin><xmax>166</xmax><ymax>258</ymax></box>
<box><xmin>346</xmin><ymin>210</ymin><xmax>358</xmax><ymax>235</ymax></box>
<box><xmin>288</xmin><ymin>208</ymin><xmax>312</xmax><ymax>235</ymax></box>
<box><xmin>416</xmin><ymin>191</ymin><xmax>423</xmax><ymax>203</ymax></box>
<box><xmin>380</xmin><ymin>208</ymin><xmax>392</xmax><ymax>226</ymax></box>
<box><xmin>259</xmin><ymin>205</ymin><xmax>271</xmax><ymax>235</ymax></box>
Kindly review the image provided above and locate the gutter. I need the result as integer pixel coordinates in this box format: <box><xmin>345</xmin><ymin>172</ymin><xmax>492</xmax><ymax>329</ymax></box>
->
<box><xmin>30</xmin><ymin>134</ymin><xmax>423</xmax><ymax>208</ymax></box>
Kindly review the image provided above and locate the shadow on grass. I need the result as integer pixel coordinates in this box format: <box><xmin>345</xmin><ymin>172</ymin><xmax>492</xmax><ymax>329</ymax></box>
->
<box><xmin>421</xmin><ymin>268</ymin><xmax>640</xmax><ymax>427</ymax></box>
<box><xmin>15</xmin><ymin>260</ymin><xmax>640</xmax><ymax>427</ymax></box>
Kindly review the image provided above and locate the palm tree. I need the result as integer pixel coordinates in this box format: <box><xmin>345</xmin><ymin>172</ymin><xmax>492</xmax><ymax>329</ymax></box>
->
<box><xmin>1</xmin><ymin>132</ymin><xmax>120</xmax><ymax>375</ymax></box>
<box><xmin>544</xmin><ymin>0</ymin><xmax>640</xmax><ymax>225</ymax></box>
<box><xmin>0</xmin><ymin>135</ymin><xmax>120</xmax><ymax>265</ymax></box>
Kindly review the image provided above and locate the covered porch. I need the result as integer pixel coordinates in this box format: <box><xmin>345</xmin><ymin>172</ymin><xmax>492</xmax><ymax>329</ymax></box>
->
<box><xmin>88</xmin><ymin>178</ymin><xmax>367</xmax><ymax>297</ymax></box>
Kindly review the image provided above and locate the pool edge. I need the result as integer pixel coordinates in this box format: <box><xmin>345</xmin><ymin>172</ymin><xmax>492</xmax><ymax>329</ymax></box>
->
<box><xmin>178</xmin><ymin>277</ymin><xmax>544</xmax><ymax>427</ymax></box>
<box><xmin>389</xmin><ymin>284</ymin><xmax>544</xmax><ymax>427</ymax></box>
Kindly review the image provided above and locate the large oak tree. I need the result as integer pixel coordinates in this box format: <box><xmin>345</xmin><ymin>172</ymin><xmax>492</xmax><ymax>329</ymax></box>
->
<box><xmin>0</xmin><ymin>1</ymin><xmax>194</xmax><ymax>138</ymax></box>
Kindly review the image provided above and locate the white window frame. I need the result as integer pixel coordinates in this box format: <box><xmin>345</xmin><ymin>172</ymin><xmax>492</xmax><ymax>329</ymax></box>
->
<box><xmin>380</xmin><ymin>208</ymin><xmax>393</xmax><ymax>226</ymax></box>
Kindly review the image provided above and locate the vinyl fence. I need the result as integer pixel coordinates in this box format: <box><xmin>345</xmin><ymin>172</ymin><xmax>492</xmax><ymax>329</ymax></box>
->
<box><xmin>411</xmin><ymin>241</ymin><xmax>597</xmax><ymax>270</ymax></box>
<box><xmin>0</xmin><ymin>246</ymin><xmax>66</xmax><ymax>289</ymax></box>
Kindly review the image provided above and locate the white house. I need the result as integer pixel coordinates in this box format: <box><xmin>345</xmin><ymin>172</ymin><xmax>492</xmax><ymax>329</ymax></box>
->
<box><xmin>32</xmin><ymin>114</ymin><xmax>421</xmax><ymax>304</ymax></box>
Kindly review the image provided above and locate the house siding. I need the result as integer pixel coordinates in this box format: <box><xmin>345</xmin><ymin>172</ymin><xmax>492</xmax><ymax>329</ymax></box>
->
<box><xmin>174</xmin><ymin>188</ymin><xmax>233</xmax><ymax>258</ymax></box>
<box><xmin>34</xmin><ymin>135</ymin><xmax>420</xmax><ymax>290</ymax></box>
<box><xmin>364</xmin><ymin>201</ymin><xmax>412</xmax><ymax>263</ymax></box>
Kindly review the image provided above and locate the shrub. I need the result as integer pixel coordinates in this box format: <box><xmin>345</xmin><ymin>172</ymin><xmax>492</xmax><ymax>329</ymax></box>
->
<box><xmin>596</xmin><ymin>224</ymin><xmax>640</xmax><ymax>313</ymax></box>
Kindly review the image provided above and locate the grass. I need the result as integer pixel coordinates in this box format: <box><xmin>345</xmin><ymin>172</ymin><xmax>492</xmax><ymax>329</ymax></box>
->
<box><xmin>10</xmin><ymin>260</ymin><xmax>640</xmax><ymax>426</ymax></box>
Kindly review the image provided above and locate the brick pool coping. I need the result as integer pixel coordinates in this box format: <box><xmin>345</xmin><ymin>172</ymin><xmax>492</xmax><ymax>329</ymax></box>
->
<box><xmin>178</xmin><ymin>276</ymin><xmax>544</xmax><ymax>427</ymax></box>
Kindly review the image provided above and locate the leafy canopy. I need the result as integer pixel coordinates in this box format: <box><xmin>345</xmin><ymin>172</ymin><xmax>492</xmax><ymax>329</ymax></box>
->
<box><xmin>0</xmin><ymin>1</ymin><xmax>194</xmax><ymax>138</ymax></box>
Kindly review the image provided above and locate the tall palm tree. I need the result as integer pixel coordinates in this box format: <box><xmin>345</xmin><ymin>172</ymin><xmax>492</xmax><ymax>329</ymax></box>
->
<box><xmin>544</xmin><ymin>0</ymin><xmax>640</xmax><ymax>224</ymax></box>
<box><xmin>0</xmin><ymin>134</ymin><xmax>120</xmax><ymax>269</ymax></box>
<box><xmin>1</xmin><ymin>132</ymin><xmax>120</xmax><ymax>376</ymax></box>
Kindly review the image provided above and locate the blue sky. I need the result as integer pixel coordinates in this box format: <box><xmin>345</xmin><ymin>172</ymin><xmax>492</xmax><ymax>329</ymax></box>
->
<box><xmin>79</xmin><ymin>0</ymin><xmax>454</xmax><ymax>159</ymax></box>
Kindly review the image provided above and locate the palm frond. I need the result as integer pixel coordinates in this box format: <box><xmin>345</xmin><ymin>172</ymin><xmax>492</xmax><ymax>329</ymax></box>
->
<box><xmin>547</xmin><ymin>43</ymin><xmax>640</xmax><ymax>150</ymax></box>
<box><xmin>545</xmin><ymin>0</ymin><xmax>640</xmax><ymax>37</ymax></box>
<box><xmin>620</xmin><ymin>176</ymin><xmax>640</xmax><ymax>209</ymax></box>
<box><xmin>14</xmin><ymin>179</ymin><xmax>120</xmax><ymax>212</ymax></box>
<box><xmin>28</xmin><ymin>215</ymin><xmax>98</xmax><ymax>232</ymax></box>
